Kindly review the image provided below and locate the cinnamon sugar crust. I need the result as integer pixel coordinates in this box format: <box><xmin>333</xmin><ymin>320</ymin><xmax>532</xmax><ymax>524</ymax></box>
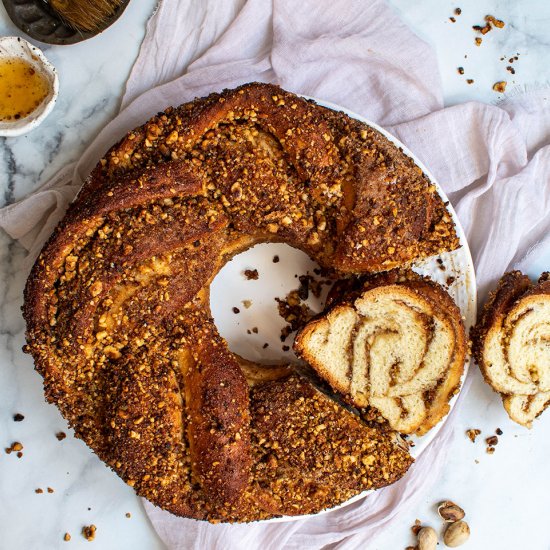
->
<box><xmin>23</xmin><ymin>83</ymin><xmax>457</xmax><ymax>521</ymax></box>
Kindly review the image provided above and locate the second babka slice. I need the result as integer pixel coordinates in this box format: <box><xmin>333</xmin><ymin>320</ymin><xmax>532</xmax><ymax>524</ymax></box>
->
<box><xmin>294</xmin><ymin>270</ymin><xmax>467</xmax><ymax>435</ymax></box>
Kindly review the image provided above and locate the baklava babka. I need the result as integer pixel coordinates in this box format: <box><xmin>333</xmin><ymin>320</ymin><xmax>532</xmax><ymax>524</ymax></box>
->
<box><xmin>294</xmin><ymin>270</ymin><xmax>467</xmax><ymax>435</ymax></box>
<box><xmin>472</xmin><ymin>271</ymin><xmax>550</xmax><ymax>427</ymax></box>
<box><xmin>23</xmin><ymin>83</ymin><xmax>459</xmax><ymax>521</ymax></box>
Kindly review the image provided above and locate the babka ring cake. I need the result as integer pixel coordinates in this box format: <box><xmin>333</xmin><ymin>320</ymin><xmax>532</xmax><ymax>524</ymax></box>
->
<box><xmin>23</xmin><ymin>82</ymin><xmax>460</xmax><ymax>522</ymax></box>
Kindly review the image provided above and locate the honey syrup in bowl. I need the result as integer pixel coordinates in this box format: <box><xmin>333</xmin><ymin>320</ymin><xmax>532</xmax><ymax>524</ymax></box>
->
<box><xmin>0</xmin><ymin>57</ymin><xmax>50</xmax><ymax>121</ymax></box>
<box><xmin>0</xmin><ymin>36</ymin><xmax>58</xmax><ymax>137</ymax></box>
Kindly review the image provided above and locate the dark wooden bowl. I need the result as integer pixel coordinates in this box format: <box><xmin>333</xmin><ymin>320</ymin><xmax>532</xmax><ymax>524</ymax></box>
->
<box><xmin>2</xmin><ymin>0</ymin><xmax>131</xmax><ymax>45</ymax></box>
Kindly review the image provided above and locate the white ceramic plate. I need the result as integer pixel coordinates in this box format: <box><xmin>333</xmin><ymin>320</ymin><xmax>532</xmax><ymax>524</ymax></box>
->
<box><xmin>210</xmin><ymin>97</ymin><xmax>477</xmax><ymax>522</ymax></box>
<box><xmin>0</xmin><ymin>36</ymin><xmax>58</xmax><ymax>137</ymax></box>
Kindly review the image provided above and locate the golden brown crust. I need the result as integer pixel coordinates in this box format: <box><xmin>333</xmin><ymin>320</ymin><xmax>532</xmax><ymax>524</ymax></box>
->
<box><xmin>23</xmin><ymin>83</ymin><xmax>457</xmax><ymax>521</ymax></box>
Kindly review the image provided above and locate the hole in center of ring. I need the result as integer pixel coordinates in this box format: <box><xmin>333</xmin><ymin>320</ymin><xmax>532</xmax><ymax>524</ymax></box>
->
<box><xmin>210</xmin><ymin>242</ymin><xmax>331</xmax><ymax>365</ymax></box>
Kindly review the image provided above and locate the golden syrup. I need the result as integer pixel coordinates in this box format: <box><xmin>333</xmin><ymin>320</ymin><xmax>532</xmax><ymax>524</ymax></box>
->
<box><xmin>0</xmin><ymin>57</ymin><xmax>50</xmax><ymax>122</ymax></box>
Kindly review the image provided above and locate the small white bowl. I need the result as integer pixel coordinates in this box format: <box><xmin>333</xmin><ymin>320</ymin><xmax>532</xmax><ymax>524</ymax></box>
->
<box><xmin>0</xmin><ymin>36</ymin><xmax>59</xmax><ymax>137</ymax></box>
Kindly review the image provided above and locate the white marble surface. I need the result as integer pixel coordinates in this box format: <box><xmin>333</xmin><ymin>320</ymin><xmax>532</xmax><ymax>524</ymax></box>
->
<box><xmin>0</xmin><ymin>1</ymin><xmax>549</xmax><ymax>549</ymax></box>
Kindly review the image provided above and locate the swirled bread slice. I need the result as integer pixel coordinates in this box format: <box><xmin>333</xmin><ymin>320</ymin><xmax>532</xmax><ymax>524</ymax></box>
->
<box><xmin>472</xmin><ymin>271</ymin><xmax>550</xmax><ymax>427</ymax></box>
<box><xmin>294</xmin><ymin>270</ymin><xmax>466</xmax><ymax>435</ymax></box>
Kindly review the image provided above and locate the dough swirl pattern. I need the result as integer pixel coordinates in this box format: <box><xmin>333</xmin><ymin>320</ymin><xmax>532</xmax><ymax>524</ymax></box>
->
<box><xmin>472</xmin><ymin>271</ymin><xmax>550</xmax><ymax>427</ymax></box>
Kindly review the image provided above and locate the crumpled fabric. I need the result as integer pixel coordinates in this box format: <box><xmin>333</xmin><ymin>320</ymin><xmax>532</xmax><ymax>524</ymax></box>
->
<box><xmin>1</xmin><ymin>1</ymin><xmax>548</xmax><ymax>548</ymax></box>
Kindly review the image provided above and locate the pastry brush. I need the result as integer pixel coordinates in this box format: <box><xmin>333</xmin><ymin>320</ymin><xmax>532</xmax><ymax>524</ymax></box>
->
<box><xmin>45</xmin><ymin>0</ymin><xmax>125</xmax><ymax>33</ymax></box>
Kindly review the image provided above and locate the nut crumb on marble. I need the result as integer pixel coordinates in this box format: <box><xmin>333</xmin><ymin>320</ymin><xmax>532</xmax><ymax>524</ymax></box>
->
<box><xmin>496</xmin><ymin>427</ymin><xmax>503</xmax><ymax>435</ymax></box>
<box><xmin>125</xmin><ymin>512</ymin><xmax>131</xmax><ymax>518</ymax></box>
<box><xmin>272</xmin><ymin>255</ymin><xmax>280</xmax><ymax>263</ymax></box>
<box><xmin>486</xmin><ymin>435</ymin><xmax>498</xmax><ymax>446</ymax></box>
<box><xmin>82</xmin><ymin>525</ymin><xmax>97</xmax><ymax>541</ymax></box>
<box><xmin>232</xmin><ymin>306</ymin><xmax>240</xmax><ymax>314</ymax></box>
<box><xmin>486</xmin><ymin>446</ymin><xmax>495</xmax><ymax>455</ymax></box>
<box><xmin>64</xmin><ymin>533</ymin><xmax>71</xmax><ymax>542</ymax></box>
<box><xmin>466</xmin><ymin>428</ymin><xmax>481</xmax><ymax>442</ymax></box>
<box><xmin>13</xmin><ymin>413</ymin><xmax>25</xmax><ymax>422</ymax></box>
<box><xmin>56</xmin><ymin>431</ymin><xmax>67</xmax><ymax>441</ymax></box>
<box><xmin>493</xmin><ymin>81</ymin><xmax>507</xmax><ymax>93</ymax></box>
<box><xmin>466</xmin><ymin>79</ymin><xmax>474</xmax><ymax>84</ymax></box>
<box><xmin>5</xmin><ymin>441</ymin><xmax>23</xmax><ymax>455</ymax></box>
<box><xmin>242</xmin><ymin>300</ymin><xmax>252</xmax><ymax>309</ymax></box>
<box><xmin>47</xmin><ymin>487</ymin><xmax>54</xmax><ymax>493</ymax></box>
<box><xmin>35</xmin><ymin>488</ymin><xmax>43</xmax><ymax>494</ymax></box>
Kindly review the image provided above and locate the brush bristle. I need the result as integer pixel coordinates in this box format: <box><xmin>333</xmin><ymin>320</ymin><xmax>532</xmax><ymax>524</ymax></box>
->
<box><xmin>49</xmin><ymin>0</ymin><xmax>125</xmax><ymax>33</ymax></box>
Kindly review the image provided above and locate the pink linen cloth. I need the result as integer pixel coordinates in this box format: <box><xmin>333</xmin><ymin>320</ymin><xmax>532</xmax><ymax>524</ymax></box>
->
<box><xmin>1</xmin><ymin>1</ymin><xmax>549</xmax><ymax>548</ymax></box>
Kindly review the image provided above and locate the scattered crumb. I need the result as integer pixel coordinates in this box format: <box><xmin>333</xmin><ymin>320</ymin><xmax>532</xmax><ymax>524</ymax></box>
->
<box><xmin>486</xmin><ymin>435</ymin><xmax>499</xmax><ymax>446</ymax></box>
<box><xmin>486</xmin><ymin>446</ymin><xmax>495</xmax><ymax>455</ymax></box>
<box><xmin>47</xmin><ymin>487</ymin><xmax>54</xmax><ymax>493</ymax></box>
<box><xmin>473</xmin><ymin>15</ymin><xmax>505</xmax><ymax>38</ymax></box>
<box><xmin>262</xmin><ymin>343</ymin><xmax>269</xmax><ymax>349</ymax></box>
<box><xmin>252</xmin><ymin>327</ymin><xmax>258</xmax><ymax>334</ymax></box>
<box><xmin>411</xmin><ymin>519</ymin><xmax>422</xmax><ymax>536</ymax></box>
<box><xmin>272</xmin><ymin>255</ymin><xmax>280</xmax><ymax>263</ymax></box>
<box><xmin>446</xmin><ymin>276</ymin><xmax>456</xmax><ymax>286</ymax></box>
<box><xmin>466</xmin><ymin>428</ymin><xmax>481</xmax><ymax>442</ymax></box>
<box><xmin>282</xmin><ymin>345</ymin><xmax>290</xmax><ymax>352</ymax></box>
<box><xmin>125</xmin><ymin>512</ymin><xmax>131</xmax><ymax>518</ymax></box>
<box><xmin>242</xmin><ymin>300</ymin><xmax>252</xmax><ymax>309</ymax></box>
<box><xmin>475</xmin><ymin>37</ymin><xmax>482</xmax><ymax>46</ymax></box>
<box><xmin>275</xmin><ymin>290</ymin><xmax>314</xmax><ymax>342</ymax></box>
<box><xmin>17</xmin><ymin>451</ymin><xmax>23</xmax><ymax>458</ymax></box>
<box><xmin>35</xmin><ymin>488</ymin><xmax>43</xmax><ymax>494</ymax></box>
<box><xmin>493</xmin><ymin>81</ymin><xmax>507</xmax><ymax>93</ymax></box>
<box><xmin>466</xmin><ymin>79</ymin><xmax>474</xmax><ymax>84</ymax></box>
<box><xmin>297</xmin><ymin>274</ymin><xmax>324</xmax><ymax>300</ymax></box>
<box><xmin>82</xmin><ymin>525</ymin><xmax>97</xmax><ymax>542</ymax></box>
<box><xmin>244</xmin><ymin>268</ymin><xmax>259</xmax><ymax>280</ymax></box>
<box><xmin>506</xmin><ymin>66</ymin><xmax>515</xmax><ymax>74</ymax></box>
<box><xmin>5</xmin><ymin>441</ymin><xmax>23</xmax><ymax>455</ymax></box>
<box><xmin>64</xmin><ymin>533</ymin><xmax>71</xmax><ymax>542</ymax></box>
<box><xmin>56</xmin><ymin>432</ymin><xmax>67</xmax><ymax>441</ymax></box>
<box><xmin>496</xmin><ymin>428</ymin><xmax>503</xmax><ymax>435</ymax></box>
<box><xmin>486</xmin><ymin>14</ymin><xmax>505</xmax><ymax>28</ymax></box>
<box><xmin>449</xmin><ymin>16</ymin><xmax>456</xmax><ymax>23</ymax></box>
<box><xmin>457</xmin><ymin>67</ymin><xmax>465</xmax><ymax>75</ymax></box>
<box><xmin>232</xmin><ymin>307</ymin><xmax>240</xmax><ymax>314</ymax></box>
<box><xmin>405</xmin><ymin>547</ymin><xmax>416</xmax><ymax>550</ymax></box>
<box><xmin>474</xmin><ymin>459</ymin><xmax>480</xmax><ymax>464</ymax></box>
<box><xmin>13</xmin><ymin>413</ymin><xmax>24</xmax><ymax>422</ymax></box>
<box><xmin>455</xmin><ymin>7</ymin><xmax>462</xmax><ymax>15</ymax></box>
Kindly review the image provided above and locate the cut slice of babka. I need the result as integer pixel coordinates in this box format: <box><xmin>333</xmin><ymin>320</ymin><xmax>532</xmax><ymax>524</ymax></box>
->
<box><xmin>472</xmin><ymin>271</ymin><xmax>550</xmax><ymax>427</ymax></box>
<box><xmin>294</xmin><ymin>270</ymin><xmax>467</xmax><ymax>435</ymax></box>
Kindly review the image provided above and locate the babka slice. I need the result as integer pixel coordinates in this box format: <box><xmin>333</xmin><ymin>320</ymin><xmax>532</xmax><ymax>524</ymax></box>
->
<box><xmin>472</xmin><ymin>271</ymin><xmax>550</xmax><ymax>427</ymax></box>
<box><xmin>294</xmin><ymin>270</ymin><xmax>467</xmax><ymax>435</ymax></box>
<box><xmin>247</xmin><ymin>374</ymin><xmax>414</xmax><ymax>517</ymax></box>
